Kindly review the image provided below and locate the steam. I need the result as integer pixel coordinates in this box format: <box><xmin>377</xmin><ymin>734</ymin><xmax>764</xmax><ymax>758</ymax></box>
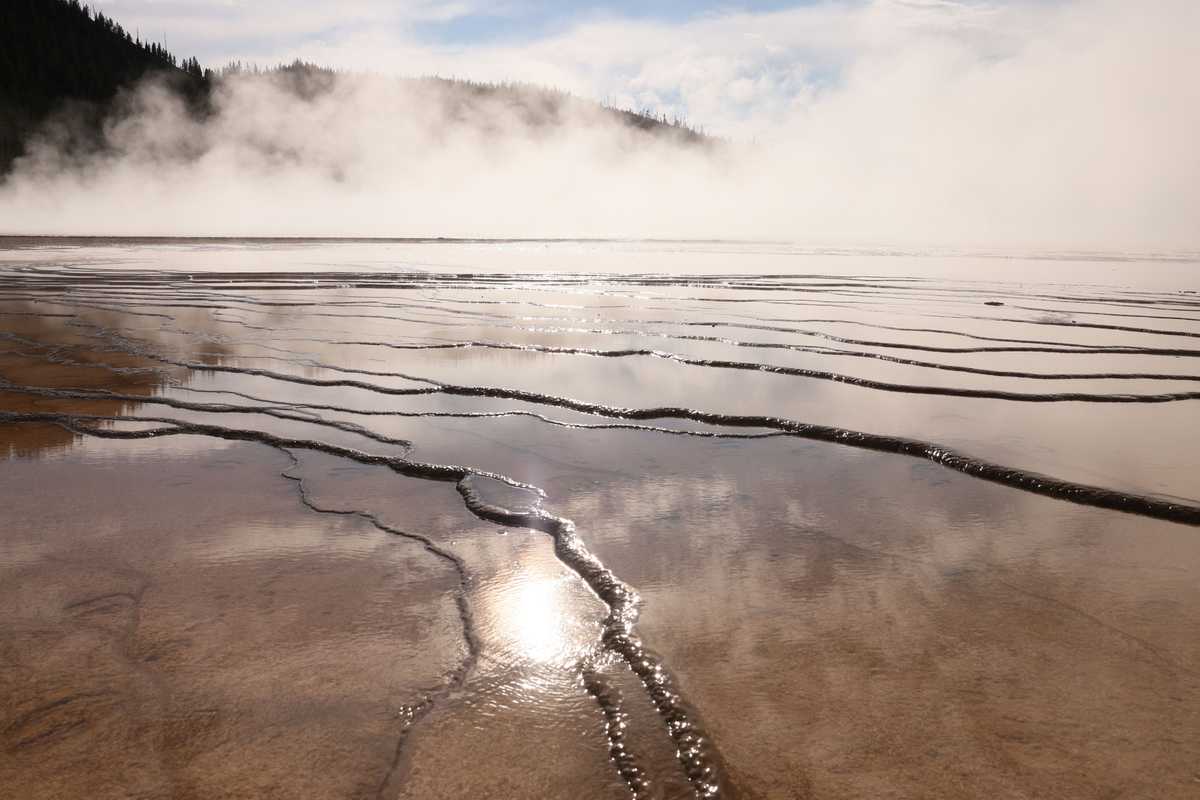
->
<box><xmin>1</xmin><ymin>0</ymin><xmax>1196</xmax><ymax>251</ymax></box>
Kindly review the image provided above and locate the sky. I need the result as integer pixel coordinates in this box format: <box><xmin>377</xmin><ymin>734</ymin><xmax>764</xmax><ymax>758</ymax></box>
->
<box><xmin>7</xmin><ymin>0</ymin><xmax>1194</xmax><ymax>248</ymax></box>
<box><xmin>88</xmin><ymin>0</ymin><xmax>1043</xmax><ymax>139</ymax></box>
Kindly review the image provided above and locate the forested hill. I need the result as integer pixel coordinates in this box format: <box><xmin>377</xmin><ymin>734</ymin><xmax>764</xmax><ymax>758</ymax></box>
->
<box><xmin>1</xmin><ymin>0</ymin><xmax>709</xmax><ymax>175</ymax></box>
<box><xmin>0</xmin><ymin>0</ymin><xmax>209</xmax><ymax>170</ymax></box>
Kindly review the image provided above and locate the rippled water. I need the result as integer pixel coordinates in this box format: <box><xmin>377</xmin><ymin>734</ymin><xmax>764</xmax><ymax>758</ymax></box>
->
<box><xmin>2</xmin><ymin>240</ymin><xmax>1198</xmax><ymax>799</ymax></box>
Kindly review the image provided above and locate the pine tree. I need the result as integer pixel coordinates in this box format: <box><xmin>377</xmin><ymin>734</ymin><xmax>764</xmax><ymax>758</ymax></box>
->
<box><xmin>0</xmin><ymin>0</ymin><xmax>212</xmax><ymax>172</ymax></box>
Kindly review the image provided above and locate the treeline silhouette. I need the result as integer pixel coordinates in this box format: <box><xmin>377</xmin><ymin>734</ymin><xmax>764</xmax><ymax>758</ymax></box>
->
<box><xmin>1</xmin><ymin>0</ymin><xmax>709</xmax><ymax>175</ymax></box>
<box><xmin>227</xmin><ymin>61</ymin><xmax>710</xmax><ymax>144</ymax></box>
<box><xmin>0</xmin><ymin>0</ymin><xmax>211</xmax><ymax>170</ymax></box>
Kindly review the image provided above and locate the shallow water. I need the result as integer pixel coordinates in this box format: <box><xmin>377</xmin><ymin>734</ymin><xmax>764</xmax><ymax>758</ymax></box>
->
<box><xmin>2</xmin><ymin>240</ymin><xmax>1198</xmax><ymax>799</ymax></box>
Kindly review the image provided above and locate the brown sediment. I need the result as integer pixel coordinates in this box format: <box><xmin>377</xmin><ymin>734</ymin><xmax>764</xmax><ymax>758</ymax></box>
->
<box><xmin>0</xmin><ymin>310</ymin><xmax>171</xmax><ymax>455</ymax></box>
<box><xmin>3</xmin><ymin>259</ymin><xmax>1200</xmax><ymax>799</ymax></box>
<box><xmin>0</xmin><ymin>439</ymin><xmax>468</xmax><ymax>800</ymax></box>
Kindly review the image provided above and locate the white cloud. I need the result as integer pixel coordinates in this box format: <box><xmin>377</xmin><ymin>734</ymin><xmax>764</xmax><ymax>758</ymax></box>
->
<box><xmin>131</xmin><ymin>1</ymin><xmax>1032</xmax><ymax>139</ymax></box>
<box><xmin>96</xmin><ymin>1</ymin><xmax>1012</xmax><ymax>133</ymax></box>
<box><xmin>91</xmin><ymin>0</ymin><xmax>483</xmax><ymax>62</ymax></box>
<box><xmin>4</xmin><ymin>0</ymin><xmax>1197</xmax><ymax>249</ymax></box>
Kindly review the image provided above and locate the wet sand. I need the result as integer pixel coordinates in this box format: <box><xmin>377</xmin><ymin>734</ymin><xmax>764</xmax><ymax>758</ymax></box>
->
<box><xmin>2</xmin><ymin>241</ymin><xmax>1199</xmax><ymax>798</ymax></box>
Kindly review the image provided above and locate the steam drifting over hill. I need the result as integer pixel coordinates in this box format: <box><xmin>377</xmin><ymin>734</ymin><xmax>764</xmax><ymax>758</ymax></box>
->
<box><xmin>1</xmin><ymin>0</ymin><xmax>1197</xmax><ymax>250</ymax></box>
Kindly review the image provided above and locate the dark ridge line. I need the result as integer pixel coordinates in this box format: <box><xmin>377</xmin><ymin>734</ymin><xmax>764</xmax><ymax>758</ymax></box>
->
<box><xmin>161</xmin><ymin>304</ymin><xmax>1200</xmax><ymax>383</ymax></box>
<box><xmin>23</xmin><ymin>323</ymin><xmax>667</xmax><ymax>444</ymax></box>
<box><xmin>377</xmin><ymin>303</ymin><xmax>1200</xmax><ymax>357</ymax></box>
<box><xmin>147</xmin><ymin>330</ymin><xmax>1200</xmax><ymax>395</ymax></box>
<box><xmin>0</xmin><ymin>380</ymin><xmax>416</xmax><ymax>452</ymax></box>
<box><xmin>988</xmin><ymin>316</ymin><xmax>1200</xmax><ymax>340</ymax></box>
<box><xmin>673</xmin><ymin>327</ymin><xmax>1200</xmax><ymax>359</ymax></box>
<box><xmin>432</xmin><ymin>392</ymin><xmax>1200</xmax><ymax>526</ymax></box>
<box><xmin>591</xmin><ymin>276</ymin><xmax>1200</xmax><ymax>306</ymax></box>
<box><xmin>1007</xmin><ymin>304</ymin><xmax>1200</xmax><ymax>325</ymax></box>
<box><xmin>981</xmin><ymin>291</ymin><xmax>1200</xmax><ymax>310</ymax></box>
<box><xmin>0</xmin><ymin>291</ymin><xmax>443</xmax><ymax>326</ymax></box>
<box><xmin>704</xmin><ymin>294</ymin><xmax>1200</xmax><ymax>328</ymax></box>
<box><xmin>552</xmin><ymin>280</ymin><xmax>1200</xmax><ymax>309</ymax></box>
<box><xmin>0</xmin><ymin>284</ymin><xmax>1151</xmax><ymax>355</ymax></box>
<box><xmin>4</xmin><ymin>410</ymin><xmax>550</xmax><ymax>494</ymax></box>
<box><xmin>277</xmin><ymin>452</ymin><xmax>481</xmax><ymax>799</ymax></box>
<box><xmin>205</xmin><ymin>299</ymin><xmax>1156</xmax><ymax>359</ymax></box>
<box><xmin>581</xmin><ymin>668</ymin><xmax>656</xmax><ymax>798</ymax></box>
<box><xmin>322</xmin><ymin>338</ymin><xmax>1200</xmax><ymax>384</ymax></box>
<box><xmin>4</xmin><ymin>397</ymin><xmax>475</xmax><ymax>794</ymax></box>
<box><xmin>0</xmin><ymin>371</ymin><xmax>791</xmax><ymax>444</ymax></box>
<box><xmin>86</xmin><ymin>288</ymin><xmax>506</xmax><ymax>318</ymax></box>
<box><xmin>205</xmin><ymin>316</ymin><xmax>1200</xmax><ymax>389</ymax></box>
<box><xmin>457</xmin><ymin>473</ymin><xmax>670</xmax><ymax>797</ymax></box>
<box><xmin>9</xmin><ymin>267</ymin><xmax>1200</xmax><ymax>782</ymax></box>
<box><xmin>0</xmin><ymin>334</ymin><xmax>178</xmax><ymax>381</ymax></box>
<box><xmin>204</xmin><ymin>290</ymin><xmax>1117</xmax><ymax>350</ymax></box>
<box><xmin>311</xmin><ymin>292</ymin><xmax>1197</xmax><ymax>349</ymax></box>
<box><xmin>0</xmin><ymin>331</ymin><xmax>93</xmax><ymax>350</ymax></box>
<box><xmin>156</xmin><ymin>350</ymin><xmax>1200</xmax><ymax>404</ymax></box>
<box><xmin>388</xmin><ymin>273</ymin><xmax>1194</xmax><ymax>306</ymax></box>
<box><xmin>518</xmin><ymin>302</ymin><xmax>1129</xmax><ymax>349</ymax></box>
<box><xmin>3</xmin><ymin>273</ymin><xmax>1166</xmax><ymax>299</ymax></box>
<box><xmin>124</xmin><ymin>355</ymin><xmax>446</xmax><ymax>398</ymax></box>
<box><xmin>45</xmin><ymin>317</ymin><xmax>1200</xmax><ymax>405</ymax></box>
<box><xmin>672</xmin><ymin>319</ymin><xmax>1200</xmax><ymax>357</ymax></box>
<box><xmin>0</xmin><ymin>271</ymin><xmax>933</xmax><ymax>288</ymax></box>
<box><xmin>788</xmin><ymin>287</ymin><xmax>1200</xmax><ymax>315</ymax></box>
<box><xmin>193</xmin><ymin>352</ymin><xmax>318</xmax><ymax>363</ymax></box>
<box><xmin>21</xmin><ymin>288</ymin><xmax>1200</xmax><ymax>363</ymax></box>
<box><xmin>169</xmin><ymin>383</ymin><xmax>791</xmax><ymax>441</ymax></box>
<box><xmin>740</xmin><ymin>315</ymin><xmax>1173</xmax><ymax>349</ymax></box>
<box><xmin>14</xmin><ymin>324</ymin><xmax>1195</xmax><ymax>522</ymax></box>
<box><xmin>25</xmin><ymin>282</ymin><xmax>961</xmax><ymax>314</ymax></box>
<box><xmin>12</xmin><ymin>363</ymin><xmax>732</xmax><ymax>790</ymax></box>
<box><xmin>19</xmin><ymin>373</ymin><xmax>1190</xmax><ymax>529</ymax></box>
<box><xmin>0</xmin><ymin>310</ymin><xmax>76</xmax><ymax>319</ymax></box>
<box><xmin>29</xmin><ymin>279</ymin><xmax>1179</xmax><ymax>315</ymax></box>
<box><xmin>74</xmin><ymin>288</ymin><xmax>1200</xmax><ymax>321</ymax></box>
<box><xmin>743</xmin><ymin>284</ymin><xmax>1200</xmax><ymax>313</ymax></box>
<box><xmin>2</xmin><ymin>350</ymin><xmax>169</xmax><ymax>380</ymax></box>
<box><xmin>503</xmin><ymin>284</ymin><xmax>1199</xmax><ymax>313</ymax></box>
<box><xmin>457</xmin><ymin>475</ymin><xmax>728</xmax><ymax>798</ymax></box>
<box><xmin>0</xmin><ymin>293</ymin><xmax>178</xmax><ymax>319</ymax></box>
<box><xmin>0</xmin><ymin>410</ymin><xmax>732</xmax><ymax>799</ymax></box>
<box><xmin>5</xmin><ymin>692</ymin><xmax>115</xmax><ymax>751</ymax></box>
<box><xmin>44</xmin><ymin>291</ymin><xmax>502</xmax><ymax>324</ymax></box>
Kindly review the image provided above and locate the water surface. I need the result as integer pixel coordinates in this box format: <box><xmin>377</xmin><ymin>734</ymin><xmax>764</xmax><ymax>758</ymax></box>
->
<box><xmin>2</xmin><ymin>240</ymin><xmax>1198</xmax><ymax>799</ymax></box>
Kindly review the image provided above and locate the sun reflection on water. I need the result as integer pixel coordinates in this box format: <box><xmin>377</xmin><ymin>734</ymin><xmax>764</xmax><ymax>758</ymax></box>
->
<box><xmin>493</xmin><ymin>575</ymin><xmax>577</xmax><ymax>664</ymax></box>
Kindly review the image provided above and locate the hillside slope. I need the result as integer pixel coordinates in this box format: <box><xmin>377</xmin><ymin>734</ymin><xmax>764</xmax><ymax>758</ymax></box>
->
<box><xmin>1</xmin><ymin>1</ymin><xmax>708</xmax><ymax>176</ymax></box>
<box><xmin>0</xmin><ymin>0</ymin><xmax>208</xmax><ymax>170</ymax></box>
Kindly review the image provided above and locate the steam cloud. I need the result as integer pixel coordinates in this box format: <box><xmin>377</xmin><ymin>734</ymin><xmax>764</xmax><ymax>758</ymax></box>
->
<box><xmin>1</xmin><ymin>0</ymin><xmax>1196</xmax><ymax>251</ymax></box>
